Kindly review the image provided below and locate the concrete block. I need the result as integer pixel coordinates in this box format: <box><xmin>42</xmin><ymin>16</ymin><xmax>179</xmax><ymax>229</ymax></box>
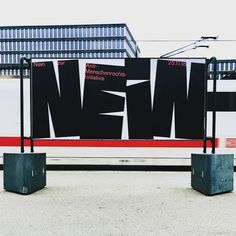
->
<box><xmin>191</xmin><ymin>153</ymin><xmax>234</xmax><ymax>196</ymax></box>
<box><xmin>3</xmin><ymin>153</ymin><xmax>46</xmax><ymax>194</ymax></box>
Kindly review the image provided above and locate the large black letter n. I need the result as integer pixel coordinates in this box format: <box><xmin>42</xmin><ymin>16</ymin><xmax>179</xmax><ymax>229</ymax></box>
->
<box><xmin>32</xmin><ymin>60</ymin><xmax>82</xmax><ymax>138</ymax></box>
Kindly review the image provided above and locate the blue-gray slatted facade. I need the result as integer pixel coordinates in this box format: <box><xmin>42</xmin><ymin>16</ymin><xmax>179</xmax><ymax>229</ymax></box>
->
<box><xmin>208</xmin><ymin>60</ymin><xmax>236</xmax><ymax>79</ymax></box>
<box><xmin>0</xmin><ymin>23</ymin><xmax>140</xmax><ymax>76</ymax></box>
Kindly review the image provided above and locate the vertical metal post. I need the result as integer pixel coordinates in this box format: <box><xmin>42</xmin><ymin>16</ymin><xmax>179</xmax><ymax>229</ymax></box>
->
<box><xmin>20</xmin><ymin>57</ymin><xmax>33</xmax><ymax>153</ymax></box>
<box><xmin>29</xmin><ymin>59</ymin><xmax>34</xmax><ymax>153</ymax></box>
<box><xmin>203</xmin><ymin>59</ymin><xmax>208</xmax><ymax>153</ymax></box>
<box><xmin>20</xmin><ymin>58</ymin><xmax>25</xmax><ymax>153</ymax></box>
<box><xmin>30</xmin><ymin>134</ymin><xmax>34</xmax><ymax>153</ymax></box>
<box><xmin>212</xmin><ymin>57</ymin><xmax>217</xmax><ymax>154</ymax></box>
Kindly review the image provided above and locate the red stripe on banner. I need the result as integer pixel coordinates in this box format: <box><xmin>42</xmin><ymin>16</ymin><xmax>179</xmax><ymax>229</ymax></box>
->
<box><xmin>0</xmin><ymin>137</ymin><xmax>219</xmax><ymax>148</ymax></box>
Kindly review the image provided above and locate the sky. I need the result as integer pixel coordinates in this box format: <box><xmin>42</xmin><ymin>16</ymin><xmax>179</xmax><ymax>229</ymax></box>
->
<box><xmin>1</xmin><ymin>0</ymin><xmax>236</xmax><ymax>59</ymax></box>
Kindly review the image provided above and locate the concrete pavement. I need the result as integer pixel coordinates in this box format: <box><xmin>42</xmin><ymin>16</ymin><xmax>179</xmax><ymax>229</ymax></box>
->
<box><xmin>0</xmin><ymin>171</ymin><xmax>236</xmax><ymax>236</ymax></box>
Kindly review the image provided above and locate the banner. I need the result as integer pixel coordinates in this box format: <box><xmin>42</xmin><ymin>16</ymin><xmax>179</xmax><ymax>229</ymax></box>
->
<box><xmin>31</xmin><ymin>58</ymin><xmax>206</xmax><ymax>139</ymax></box>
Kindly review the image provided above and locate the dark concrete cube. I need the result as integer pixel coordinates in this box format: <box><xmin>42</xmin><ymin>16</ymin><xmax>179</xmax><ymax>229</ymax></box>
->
<box><xmin>191</xmin><ymin>153</ymin><xmax>234</xmax><ymax>196</ymax></box>
<box><xmin>3</xmin><ymin>153</ymin><xmax>46</xmax><ymax>194</ymax></box>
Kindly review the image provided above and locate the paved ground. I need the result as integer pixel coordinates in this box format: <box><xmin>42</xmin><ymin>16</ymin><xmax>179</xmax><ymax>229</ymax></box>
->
<box><xmin>0</xmin><ymin>171</ymin><xmax>236</xmax><ymax>236</ymax></box>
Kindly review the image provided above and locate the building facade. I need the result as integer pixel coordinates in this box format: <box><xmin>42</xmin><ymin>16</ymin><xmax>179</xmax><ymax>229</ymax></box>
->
<box><xmin>208</xmin><ymin>59</ymin><xmax>236</xmax><ymax>79</ymax></box>
<box><xmin>0</xmin><ymin>23</ymin><xmax>140</xmax><ymax>76</ymax></box>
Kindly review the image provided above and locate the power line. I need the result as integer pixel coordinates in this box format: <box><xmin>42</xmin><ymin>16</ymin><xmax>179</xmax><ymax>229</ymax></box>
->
<box><xmin>133</xmin><ymin>39</ymin><xmax>236</xmax><ymax>42</ymax></box>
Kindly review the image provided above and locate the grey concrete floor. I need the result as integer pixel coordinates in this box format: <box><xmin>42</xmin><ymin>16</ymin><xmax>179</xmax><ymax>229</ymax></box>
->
<box><xmin>0</xmin><ymin>171</ymin><xmax>236</xmax><ymax>236</ymax></box>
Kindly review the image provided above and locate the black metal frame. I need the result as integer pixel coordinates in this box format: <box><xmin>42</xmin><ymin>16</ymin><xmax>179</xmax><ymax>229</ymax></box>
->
<box><xmin>20</xmin><ymin>57</ymin><xmax>217</xmax><ymax>155</ymax></box>
<box><xmin>20</xmin><ymin>57</ymin><xmax>34</xmax><ymax>153</ymax></box>
<box><xmin>203</xmin><ymin>57</ymin><xmax>217</xmax><ymax>154</ymax></box>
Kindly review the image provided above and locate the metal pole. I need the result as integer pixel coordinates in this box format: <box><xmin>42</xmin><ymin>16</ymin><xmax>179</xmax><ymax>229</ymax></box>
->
<box><xmin>20</xmin><ymin>57</ymin><xmax>32</xmax><ymax>153</ymax></box>
<box><xmin>20</xmin><ymin>58</ymin><xmax>25</xmax><ymax>153</ymax></box>
<box><xmin>29</xmin><ymin>59</ymin><xmax>34</xmax><ymax>153</ymax></box>
<box><xmin>203</xmin><ymin>59</ymin><xmax>209</xmax><ymax>153</ymax></box>
<box><xmin>212</xmin><ymin>57</ymin><xmax>217</xmax><ymax>154</ymax></box>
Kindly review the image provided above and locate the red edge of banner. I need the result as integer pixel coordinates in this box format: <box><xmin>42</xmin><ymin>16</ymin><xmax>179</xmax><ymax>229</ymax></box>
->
<box><xmin>0</xmin><ymin>137</ymin><xmax>219</xmax><ymax>148</ymax></box>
